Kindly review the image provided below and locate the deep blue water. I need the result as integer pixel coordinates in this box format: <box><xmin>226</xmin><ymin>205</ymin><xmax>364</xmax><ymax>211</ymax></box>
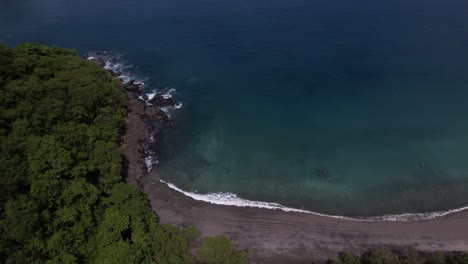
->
<box><xmin>2</xmin><ymin>0</ymin><xmax>468</xmax><ymax>216</ymax></box>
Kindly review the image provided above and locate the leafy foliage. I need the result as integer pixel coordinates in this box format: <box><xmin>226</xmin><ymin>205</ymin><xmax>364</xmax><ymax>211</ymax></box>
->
<box><xmin>0</xmin><ymin>43</ymin><xmax>247</xmax><ymax>264</ymax></box>
<box><xmin>196</xmin><ymin>235</ymin><xmax>249</xmax><ymax>264</ymax></box>
<box><xmin>7</xmin><ymin>42</ymin><xmax>468</xmax><ymax>264</ymax></box>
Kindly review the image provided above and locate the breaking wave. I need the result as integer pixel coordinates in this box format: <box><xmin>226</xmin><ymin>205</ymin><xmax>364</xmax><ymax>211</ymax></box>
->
<box><xmin>160</xmin><ymin>180</ymin><xmax>468</xmax><ymax>222</ymax></box>
<box><xmin>84</xmin><ymin>51</ymin><xmax>182</xmax><ymax>172</ymax></box>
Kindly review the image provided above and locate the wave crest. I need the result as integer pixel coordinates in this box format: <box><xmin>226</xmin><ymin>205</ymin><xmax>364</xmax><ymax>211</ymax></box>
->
<box><xmin>160</xmin><ymin>180</ymin><xmax>468</xmax><ymax>222</ymax></box>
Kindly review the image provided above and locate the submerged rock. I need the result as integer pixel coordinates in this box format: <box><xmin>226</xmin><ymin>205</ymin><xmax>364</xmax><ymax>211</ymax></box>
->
<box><xmin>315</xmin><ymin>168</ymin><xmax>330</xmax><ymax>178</ymax></box>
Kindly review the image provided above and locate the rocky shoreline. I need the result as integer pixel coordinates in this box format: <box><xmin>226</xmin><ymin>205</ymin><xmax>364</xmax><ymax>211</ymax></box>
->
<box><xmin>84</xmin><ymin>51</ymin><xmax>181</xmax><ymax>186</ymax></box>
<box><xmin>83</xmin><ymin>52</ymin><xmax>468</xmax><ymax>264</ymax></box>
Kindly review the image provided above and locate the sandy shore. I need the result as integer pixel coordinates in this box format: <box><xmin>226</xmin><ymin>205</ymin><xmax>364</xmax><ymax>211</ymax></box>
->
<box><xmin>141</xmin><ymin>177</ymin><xmax>468</xmax><ymax>263</ymax></box>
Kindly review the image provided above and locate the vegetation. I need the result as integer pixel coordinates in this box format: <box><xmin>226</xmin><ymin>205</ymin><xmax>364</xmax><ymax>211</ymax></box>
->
<box><xmin>329</xmin><ymin>249</ymin><xmax>468</xmax><ymax>264</ymax></box>
<box><xmin>6</xmin><ymin>43</ymin><xmax>467</xmax><ymax>264</ymax></box>
<box><xmin>0</xmin><ymin>43</ymin><xmax>248</xmax><ymax>264</ymax></box>
<box><xmin>196</xmin><ymin>235</ymin><xmax>249</xmax><ymax>264</ymax></box>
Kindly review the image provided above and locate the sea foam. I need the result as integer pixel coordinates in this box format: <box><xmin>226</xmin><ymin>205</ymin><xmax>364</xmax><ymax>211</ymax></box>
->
<box><xmin>84</xmin><ymin>51</ymin><xmax>182</xmax><ymax>172</ymax></box>
<box><xmin>160</xmin><ymin>180</ymin><xmax>468</xmax><ymax>222</ymax></box>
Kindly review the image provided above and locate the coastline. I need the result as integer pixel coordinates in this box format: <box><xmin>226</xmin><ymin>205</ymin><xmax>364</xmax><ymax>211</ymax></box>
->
<box><xmin>160</xmin><ymin>180</ymin><xmax>468</xmax><ymax>222</ymax></box>
<box><xmin>119</xmin><ymin>91</ymin><xmax>149</xmax><ymax>188</ymax></box>
<box><xmin>85</xmin><ymin>51</ymin><xmax>180</xmax><ymax>186</ymax></box>
<box><xmin>102</xmin><ymin>53</ymin><xmax>468</xmax><ymax>263</ymax></box>
<box><xmin>143</xmin><ymin>177</ymin><xmax>468</xmax><ymax>263</ymax></box>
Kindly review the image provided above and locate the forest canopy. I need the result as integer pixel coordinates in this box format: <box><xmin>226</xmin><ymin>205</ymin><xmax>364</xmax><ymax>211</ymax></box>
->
<box><xmin>0</xmin><ymin>43</ymin><xmax>247</xmax><ymax>264</ymax></box>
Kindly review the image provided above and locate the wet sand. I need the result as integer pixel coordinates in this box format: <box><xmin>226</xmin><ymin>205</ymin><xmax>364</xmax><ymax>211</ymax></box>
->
<box><xmin>142</xmin><ymin>177</ymin><xmax>468</xmax><ymax>263</ymax></box>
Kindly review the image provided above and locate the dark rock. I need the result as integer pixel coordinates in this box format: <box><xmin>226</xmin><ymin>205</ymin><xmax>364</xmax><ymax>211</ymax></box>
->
<box><xmin>148</xmin><ymin>94</ymin><xmax>177</xmax><ymax>108</ymax></box>
<box><xmin>124</xmin><ymin>80</ymin><xmax>143</xmax><ymax>94</ymax></box>
<box><xmin>110</xmin><ymin>70</ymin><xmax>121</xmax><ymax>77</ymax></box>
<box><xmin>145</xmin><ymin>105</ymin><xmax>158</xmax><ymax>116</ymax></box>
<box><xmin>315</xmin><ymin>168</ymin><xmax>330</xmax><ymax>178</ymax></box>
<box><xmin>145</xmin><ymin>106</ymin><xmax>170</xmax><ymax>124</ymax></box>
<box><xmin>155</xmin><ymin>109</ymin><xmax>170</xmax><ymax>124</ymax></box>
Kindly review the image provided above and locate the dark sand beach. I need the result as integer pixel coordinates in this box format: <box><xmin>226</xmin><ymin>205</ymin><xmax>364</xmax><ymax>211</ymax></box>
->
<box><xmin>142</xmin><ymin>177</ymin><xmax>468</xmax><ymax>263</ymax></box>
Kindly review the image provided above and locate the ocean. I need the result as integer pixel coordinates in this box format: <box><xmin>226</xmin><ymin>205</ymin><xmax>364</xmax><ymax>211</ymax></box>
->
<box><xmin>2</xmin><ymin>0</ymin><xmax>468</xmax><ymax>217</ymax></box>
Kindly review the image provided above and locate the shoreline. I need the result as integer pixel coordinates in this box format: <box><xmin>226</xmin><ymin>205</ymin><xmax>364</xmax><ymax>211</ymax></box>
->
<box><xmin>143</xmin><ymin>176</ymin><xmax>468</xmax><ymax>263</ymax></box>
<box><xmin>160</xmin><ymin>179</ymin><xmax>468</xmax><ymax>222</ymax></box>
<box><xmin>90</xmin><ymin>50</ymin><xmax>468</xmax><ymax>221</ymax></box>
<box><xmin>102</xmin><ymin>53</ymin><xmax>468</xmax><ymax>263</ymax></box>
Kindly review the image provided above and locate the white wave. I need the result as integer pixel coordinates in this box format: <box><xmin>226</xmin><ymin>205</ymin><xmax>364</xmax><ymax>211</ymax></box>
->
<box><xmin>159</xmin><ymin>180</ymin><xmax>468</xmax><ymax>222</ymax></box>
<box><xmin>369</xmin><ymin>206</ymin><xmax>468</xmax><ymax>221</ymax></box>
<box><xmin>119</xmin><ymin>75</ymin><xmax>132</xmax><ymax>84</ymax></box>
<box><xmin>121</xmin><ymin>64</ymin><xmax>134</xmax><ymax>70</ymax></box>
<box><xmin>159</xmin><ymin>107</ymin><xmax>172</xmax><ymax>118</ymax></box>
<box><xmin>103</xmin><ymin>61</ymin><xmax>114</xmax><ymax>71</ymax></box>
<box><xmin>144</xmin><ymin>137</ymin><xmax>159</xmax><ymax>172</ymax></box>
<box><xmin>145</xmin><ymin>155</ymin><xmax>159</xmax><ymax>172</ymax></box>
<box><xmin>162</xmin><ymin>88</ymin><xmax>176</xmax><ymax>99</ymax></box>
<box><xmin>147</xmin><ymin>90</ymin><xmax>158</xmax><ymax>100</ymax></box>
<box><xmin>134</xmin><ymin>80</ymin><xmax>145</xmax><ymax>86</ymax></box>
<box><xmin>85</xmin><ymin>50</ymin><xmax>183</xmax><ymax>124</ymax></box>
<box><xmin>145</xmin><ymin>156</ymin><xmax>154</xmax><ymax>172</ymax></box>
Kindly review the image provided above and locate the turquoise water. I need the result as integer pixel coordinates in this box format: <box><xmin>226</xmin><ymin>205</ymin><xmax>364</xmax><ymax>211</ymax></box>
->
<box><xmin>2</xmin><ymin>0</ymin><xmax>468</xmax><ymax>216</ymax></box>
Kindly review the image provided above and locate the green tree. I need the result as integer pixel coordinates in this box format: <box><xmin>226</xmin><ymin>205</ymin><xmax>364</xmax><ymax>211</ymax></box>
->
<box><xmin>362</xmin><ymin>249</ymin><xmax>400</xmax><ymax>264</ymax></box>
<box><xmin>425</xmin><ymin>252</ymin><xmax>446</xmax><ymax>264</ymax></box>
<box><xmin>0</xmin><ymin>43</ymin><xmax>242</xmax><ymax>264</ymax></box>
<box><xmin>330</xmin><ymin>252</ymin><xmax>363</xmax><ymax>264</ymax></box>
<box><xmin>196</xmin><ymin>235</ymin><xmax>248</xmax><ymax>264</ymax></box>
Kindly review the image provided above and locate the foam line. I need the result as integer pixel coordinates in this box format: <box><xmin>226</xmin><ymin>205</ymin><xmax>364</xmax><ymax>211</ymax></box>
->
<box><xmin>159</xmin><ymin>180</ymin><xmax>468</xmax><ymax>222</ymax></box>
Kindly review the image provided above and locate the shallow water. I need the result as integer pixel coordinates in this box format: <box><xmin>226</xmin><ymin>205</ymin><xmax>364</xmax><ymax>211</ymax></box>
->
<box><xmin>2</xmin><ymin>0</ymin><xmax>468</xmax><ymax>216</ymax></box>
